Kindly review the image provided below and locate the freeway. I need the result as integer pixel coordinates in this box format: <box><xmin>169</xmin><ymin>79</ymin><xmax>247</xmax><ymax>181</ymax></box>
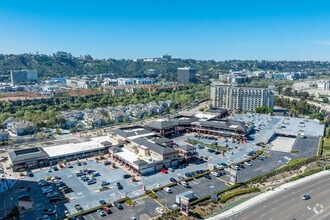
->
<box><xmin>228</xmin><ymin>173</ymin><xmax>330</xmax><ymax>220</ymax></box>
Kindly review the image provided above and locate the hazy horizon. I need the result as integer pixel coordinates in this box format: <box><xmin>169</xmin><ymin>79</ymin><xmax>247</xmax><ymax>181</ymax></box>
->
<box><xmin>1</xmin><ymin>0</ymin><xmax>330</xmax><ymax>61</ymax></box>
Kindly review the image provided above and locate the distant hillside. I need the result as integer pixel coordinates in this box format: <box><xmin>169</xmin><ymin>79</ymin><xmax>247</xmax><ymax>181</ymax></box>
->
<box><xmin>0</xmin><ymin>52</ymin><xmax>329</xmax><ymax>82</ymax></box>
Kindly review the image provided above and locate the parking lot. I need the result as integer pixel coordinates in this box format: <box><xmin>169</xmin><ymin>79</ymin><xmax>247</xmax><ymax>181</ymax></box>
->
<box><xmin>4</xmin><ymin>114</ymin><xmax>323</xmax><ymax>220</ymax></box>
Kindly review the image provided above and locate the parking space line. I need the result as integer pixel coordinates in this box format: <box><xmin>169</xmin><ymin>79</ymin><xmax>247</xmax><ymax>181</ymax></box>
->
<box><xmin>152</xmin><ymin>198</ymin><xmax>168</xmax><ymax>211</ymax></box>
<box><xmin>132</xmin><ymin>195</ymin><xmax>149</xmax><ymax>202</ymax></box>
<box><xmin>216</xmin><ymin>177</ymin><xmax>231</xmax><ymax>185</ymax></box>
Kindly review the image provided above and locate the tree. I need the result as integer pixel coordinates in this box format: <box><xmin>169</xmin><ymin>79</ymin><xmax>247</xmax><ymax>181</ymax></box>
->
<box><xmin>255</xmin><ymin>106</ymin><xmax>273</xmax><ymax>114</ymax></box>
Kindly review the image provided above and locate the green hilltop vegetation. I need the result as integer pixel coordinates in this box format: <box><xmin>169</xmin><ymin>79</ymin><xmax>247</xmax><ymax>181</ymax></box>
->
<box><xmin>1</xmin><ymin>52</ymin><xmax>330</xmax><ymax>82</ymax></box>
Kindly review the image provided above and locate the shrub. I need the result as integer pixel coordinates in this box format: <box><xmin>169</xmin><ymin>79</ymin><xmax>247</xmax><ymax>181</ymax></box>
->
<box><xmin>146</xmin><ymin>191</ymin><xmax>158</xmax><ymax>199</ymax></box>
<box><xmin>190</xmin><ymin>195</ymin><xmax>211</xmax><ymax>206</ymax></box>
<box><xmin>290</xmin><ymin>167</ymin><xmax>323</xmax><ymax>181</ymax></box>
<box><xmin>125</xmin><ymin>198</ymin><xmax>135</xmax><ymax>206</ymax></box>
<box><xmin>219</xmin><ymin>187</ymin><xmax>260</xmax><ymax>203</ymax></box>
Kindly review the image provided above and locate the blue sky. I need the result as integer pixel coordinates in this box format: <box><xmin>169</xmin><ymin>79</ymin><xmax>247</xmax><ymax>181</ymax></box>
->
<box><xmin>1</xmin><ymin>0</ymin><xmax>330</xmax><ymax>61</ymax></box>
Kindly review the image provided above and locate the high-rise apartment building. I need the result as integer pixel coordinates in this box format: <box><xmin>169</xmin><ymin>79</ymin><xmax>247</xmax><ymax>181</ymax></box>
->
<box><xmin>210</xmin><ymin>82</ymin><xmax>274</xmax><ymax>111</ymax></box>
<box><xmin>177</xmin><ymin>67</ymin><xmax>197</xmax><ymax>83</ymax></box>
<box><xmin>10</xmin><ymin>70</ymin><xmax>38</xmax><ymax>85</ymax></box>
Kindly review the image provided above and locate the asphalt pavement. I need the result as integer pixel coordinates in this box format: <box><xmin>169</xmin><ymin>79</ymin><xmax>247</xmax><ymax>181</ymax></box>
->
<box><xmin>208</xmin><ymin>170</ymin><xmax>330</xmax><ymax>220</ymax></box>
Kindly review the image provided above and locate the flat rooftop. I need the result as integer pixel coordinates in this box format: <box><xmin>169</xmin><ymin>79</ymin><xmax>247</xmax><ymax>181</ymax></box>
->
<box><xmin>231</xmin><ymin>113</ymin><xmax>324</xmax><ymax>140</ymax></box>
<box><xmin>271</xmin><ymin>136</ymin><xmax>296</xmax><ymax>153</ymax></box>
<box><xmin>115</xmin><ymin>148</ymin><xmax>158</xmax><ymax>165</ymax></box>
<box><xmin>43</xmin><ymin>136</ymin><xmax>110</xmax><ymax>158</ymax></box>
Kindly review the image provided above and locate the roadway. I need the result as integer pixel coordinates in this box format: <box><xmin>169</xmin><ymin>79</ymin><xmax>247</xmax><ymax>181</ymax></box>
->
<box><xmin>229</xmin><ymin>173</ymin><xmax>330</xmax><ymax>220</ymax></box>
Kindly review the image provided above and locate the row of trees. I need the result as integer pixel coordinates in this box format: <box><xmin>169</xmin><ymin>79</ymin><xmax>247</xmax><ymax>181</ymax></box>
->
<box><xmin>0</xmin><ymin>84</ymin><xmax>210</xmax><ymax>129</ymax></box>
<box><xmin>275</xmin><ymin>96</ymin><xmax>327</xmax><ymax>120</ymax></box>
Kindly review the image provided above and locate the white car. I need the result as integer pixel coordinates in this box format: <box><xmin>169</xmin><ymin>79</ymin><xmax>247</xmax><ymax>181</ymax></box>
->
<box><xmin>211</xmin><ymin>171</ymin><xmax>219</xmax><ymax>177</ymax></box>
<box><xmin>168</xmin><ymin>167</ymin><xmax>174</xmax><ymax>172</ymax></box>
<box><xmin>156</xmin><ymin>207</ymin><xmax>165</xmax><ymax>214</ymax></box>
<box><xmin>180</xmin><ymin>181</ymin><xmax>189</xmax><ymax>187</ymax></box>
<box><xmin>153</xmin><ymin>183</ymin><xmax>161</xmax><ymax>188</ymax></box>
<box><xmin>164</xmin><ymin>187</ymin><xmax>172</xmax><ymax>193</ymax></box>
<box><xmin>228</xmin><ymin>159</ymin><xmax>234</xmax><ymax>164</ymax></box>
<box><xmin>284</xmin><ymin>156</ymin><xmax>292</xmax><ymax>161</ymax></box>
<box><xmin>64</xmin><ymin>210</ymin><xmax>70</xmax><ymax>217</ymax></box>
<box><xmin>244</xmin><ymin>161</ymin><xmax>252</xmax><ymax>166</ymax></box>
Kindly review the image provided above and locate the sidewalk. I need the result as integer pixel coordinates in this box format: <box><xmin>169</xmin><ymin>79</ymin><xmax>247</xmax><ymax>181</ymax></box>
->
<box><xmin>0</xmin><ymin>161</ymin><xmax>17</xmax><ymax>194</ymax></box>
<box><xmin>208</xmin><ymin>170</ymin><xmax>330</xmax><ymax>220</ymax></box>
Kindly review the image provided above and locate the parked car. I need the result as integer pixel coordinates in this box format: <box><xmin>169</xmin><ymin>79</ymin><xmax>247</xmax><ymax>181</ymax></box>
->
<box><xmin>232</xmin><ymin>165</ymin><xmax>240</xmax><ymax>170</ymax></box>
<box><xmin>244</xmin><ymin>161</ymin><xmax>252</xmax><ymax>166</ymax></box>
<box><xmin>91</xmin><ymin>171</ymin><xmax>100</xmax><ymax>177</ymax></box>
<box><xmin>103</xmin><ymin>206</ymin><xmax>112</xmax><ymax>214</ymax></box>
<box><xmin>87</xmin><ymin>179</ymin><xmax>97</xmax><ymax>185</ymax></box>
<box><xmin>211</xmin><ymin>171</ymin><xmax>219</xmax><ymax>177</ymax></box>
<box><xmin>99</xmin><ymin>200</ymin><xmax>106</xmax><ymax>205</ymax></box>
<box><xmin>75</xmin><ymin>204</ymin><xmax>83</xmax><ymax>212</ymax></box>
<box><xmin>228</xmin><ymin>159</ymin><xmax>234</xmax><ymax>164</ymax></box>
<box><xmin>153</xmin><ymin>183</ymin><xmax>161</xmax><ymax>188</ymax></box>
<box><xmin>42</xmin><ymin>209</ymin><xmax>56</xmax><ymax>215</ymax></box>
<box><xmin>170</xmin><ymin>177</ymin><xmax>177</xmax><ymax>183</ymax></box>
<box><xmin>64</xmin><ymin>210</ymin><xmax>70</xmax><ymax>217</ymax></box>
<box><xmin>178</xmin><ymin>176</ymin><xmax>185</xmax><ymax>181</ymax></box>
<box><xmin>185</xmin><ymin>172</ymin><xmax>193</xmax><ymax>177</ymax></box>
<box><xmin>123</xmin><ymin>174</ymin><xmax>131</xmax><ymax>179</ymax></box>
<box><xmin>168</xmin><ymin>167</ymin><xmax>174</xmax><ymax>172</ymax></box>
<box><xmin>42</xmin><ymin>215</ymin><xmax>51</xmax><ymax>220</ymax></box>
<box><xmin>81</xmin><ymin>176</ymin><xmax>90</xmax><ymax>181</ymax></box>
<box><xmin>38</xmin><ymin>179</ymin><xmax>46</xmax><ymax>185</ymax></box>
<box><xmin>164</xmin><ymin>187</ymin><xmax>172</xmax><ymax>193</ymax></box>
<box><xmin>61</xmin><ymin>187</ymin><xmax>73</xmax><ymax>194</ymax></box>
<box><xmin>67</xmin><ymin>163</ymin><xmax>73</xmax><ymax>168</ymax></box>
<box><xmin>56</xmin><ymin>182</ymin><xmax>66</xmax><ymax>187</ymax></box>
<box><xmin>116</xmin><ymin>182</ymin><xmax>123</xmax><ymax>189</ymax></box>
<box><xmin>114</xmin><ymin>203</ymin><xmax>123</xmax><ymax>210</ymax></box>
<box><xmin>197</xmin><ymin>145</ymin><xmax>204</xmax><ymax>149</ymax></box>
<box><xmin>217</xmin><ymin>170</ymin><xmax>226</xmax><ymax>176</ymax></box>
<box><xmin>42</xmin><ymin>188</ymin><xmax>53</xmax><ymax>194</ymax></box>
<box><xmin>101</xmin><ymin>181</ymin><xmax>110</xmax><ymax>186</ymax></box>
<box><xmin>220</xmin><ymin>162</ymin><xmax>228</xmax><ymax>167</ymax></box>
<box><xmin>180</xmin><ymin>181</ymin><xmax>189</xmax><ymax>188</ymax></box>
<box><xmin>39</xmin><ymin>181</ymin><xmax>51</xmax><ymax>187</ymax></box>
<box><xmin>97</xmin><ymin>209</ymin><xmax>106</xmax><ymax>217</ymax></box>
<box><xmin>103</xmin><ymin>160</ymin><xmax>111</xmax><ymax>165</ymax></box>
<box><xmin>76</xmin><ymin>215</ymin><xmax>85</xmax><ymax>220</ymax></box>
<box><xmin>156</xmin><ymin>207</ymin><xmax>165</xmax><ymax>214</ymax></box>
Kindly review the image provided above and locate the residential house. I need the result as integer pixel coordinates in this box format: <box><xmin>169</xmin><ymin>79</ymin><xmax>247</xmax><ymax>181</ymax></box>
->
<box><xmin>7</xmin><ymin>121</ymin><xmax>35</xmax><ymax>136</ymax></box>
<box><xmin>0</xmin><ymin>130</ymin><xmax>9</xmax><ymax>142</ymax></box>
